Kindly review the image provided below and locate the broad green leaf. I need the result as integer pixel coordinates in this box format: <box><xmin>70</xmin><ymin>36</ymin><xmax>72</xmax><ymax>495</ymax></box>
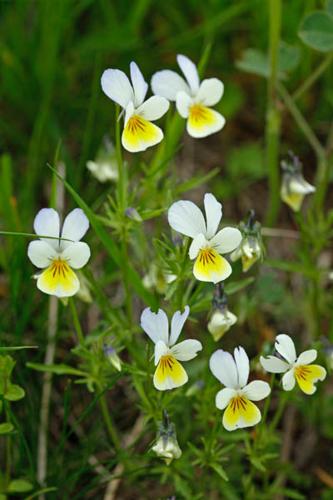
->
<box><xmin>299</xmin><ymin>11</ymin><xmax>333</xmax><ymax>52</ymax></box>
<box><xmin>48</xmin><ymin>165</ymin><xmax>157</xmax><ymax>308</ymax></box>
<box><xmin>8</xmin><ymin>479</ymin><xmax>33</xmax><ymax>493</ymax></box>
<box><xmin>236</xmin><ymin>43</ymin><xmax>300</xmax><ymax>79</ymax></box>
<box><xmin>0</xmin><ymin>422</ymin><xmax>14</xmax><ymax>434</ymax></box>
<box><xmin>5</xmin><ymin>384</ymin><xmax>25</xmax><ymax>401</ymax></box>
<box><xmin>27</xmin><ymin>362</ymin><xmax>87</xmax><ymax>376</ymax></box>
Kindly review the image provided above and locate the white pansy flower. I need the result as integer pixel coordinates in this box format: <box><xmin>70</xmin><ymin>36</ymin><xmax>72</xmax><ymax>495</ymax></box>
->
<box><xmin>101</xmin><ymin>62</ymin><xmax>169</xmax><ymax>153</ymax></box>
<box><xmin>281</xmin><ymin>173</ymin><xmax>315</xmax><ymax>212</ymax></box>
<box><xmin>210</xmin><ymin>347</ymin><xmax>271</xmax><ymax>431</ymax></box>
<box><xmin>168</xmin><ymin>193</ymin><xmax>242</xmax><ymax>283</ymax></box>
<box><xmin>208</xmin><ymin>309</ymin><xmax>237</xmax><ymax>342</ymax></box>
<box><xmin>151</xmin><ymin>54</ymin><xmax>225</xmax><ymax>138</ymax></box>
<box><xmin>27</xmin><ymin>208</ymin><xmax>90</xmax><ymax>298</ymax></box>
<box><xmin>260</xmin><ymin>334</ymin><xmax>326</xmax><ymax>395</ymax></box>
<box><xmin>140</xmin><ymin>306</ymin><xmax>202</xmax><ymax>391</ymax></box>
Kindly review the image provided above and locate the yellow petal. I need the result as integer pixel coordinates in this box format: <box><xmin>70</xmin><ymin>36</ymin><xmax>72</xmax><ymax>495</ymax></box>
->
<box><xmin>153</xmin><ymin>355</ymin><xmax>188</xmax><ymax>391</ymax></box>
<box><xmin>37</xmin><ymin>259</ymin><xmax>79</xmax><ymax>298</ymax></box>
<box><xmin>223</xmin><ymin>395</ymin><xmax>261</xmax><ymax>431</ymax></box>
<box><xmin>281</xmin><ymin>188</ymin><xmax>304</xmax><ymax>212</ymax></box>
<box><xmin>294</xmin><ymin>364</ymin><xmax>326</xmax><ymax>395</ymax></box>
<box><xmin>241</xmin><ymin>254</ymin><xmax>258</xmax><ymax>272</ymax></box>
<box><xmin>193</xmin><ymin>247</ymin><xmax>231</xmax><ymax>283</ymax></box>
<box><xmin>187</xmin><ymin>104</ymin><xmax>225</xmax><ymax>138</ymax></box>
<box><xmin>122</xmin><ymin>115</ymin><xmax>163</xmax><ymax>153</ymax></box>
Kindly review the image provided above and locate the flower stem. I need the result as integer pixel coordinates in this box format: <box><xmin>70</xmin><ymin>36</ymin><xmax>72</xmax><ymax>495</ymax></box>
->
<box><xmin>69</xmin><ymin>298</ymin><xmax>85</xmax><ymax>345</ymax></box>
<box><xmin>277</xmin><ymin>82</ymin><xmax>325</xmax><ymax>160</ymax></box>
<box><xmin>265</xmin><ymin>0</ymin><xmax>282</xmax><ymax>226</ymax></box>
<box><xmin>269</xmin><ymin>392</ymin><xmax>288</xmax><ymax>432</ymax></box>
<box><xmin>98</xmin><ymin>389</ymin><xmax>121</xmax><ymax>451</ymax></box>
<box><xmin>115</xmin><ymin>105</ymin><xmax>126</xmax><ymax>212</ymax></box>
<box><xmin>292</xmin><ymin>53</ymin><xmax>333</xmax><ymax>102</ymax></box>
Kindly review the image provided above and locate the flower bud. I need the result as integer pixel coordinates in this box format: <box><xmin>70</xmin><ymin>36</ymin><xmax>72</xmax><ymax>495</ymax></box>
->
<box><xmin>86</xmin><ymin>137</ymin><xmax>118</xmax><ymax>183</ymax></box>
<box><xmin>208</xmin><ymin>309</ymin><xmax>237</xmax><ymax>341</ymax></box>
<box><xmin>143</xmin><ymin>264</ymin><xmax>176</xmax><ymax>294</ymax></box>
<box><xmin>230</xmin><ymin>211</ymin><xmax>263</xmax><ymax>272</ymax></box>
<box><xmin>280</xmin><ymin>152</ymin><xmax>315</xmax><ymax>212</ymax></box>
<box><xmin>125</xmin><ymin>207</ymin><xmax>142</xmax><ymax>222</ymax></box>
<box><xmin>152</xmin><ymin>413</ymin><xmax>182</xmax><ymax>465</ymax></box>
<box><xmin>103</xmin><ymin>345</ymin><xmax>122</xmax><ymax>372</ymax></box>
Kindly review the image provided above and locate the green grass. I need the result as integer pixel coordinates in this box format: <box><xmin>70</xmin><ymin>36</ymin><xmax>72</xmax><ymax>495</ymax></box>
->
<box><xmin>0</xmin><ymin>0</ymin><xmax>333</xmax><ymax>498</ymax></box>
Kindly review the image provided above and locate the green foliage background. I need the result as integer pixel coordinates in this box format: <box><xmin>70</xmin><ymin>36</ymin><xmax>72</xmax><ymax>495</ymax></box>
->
<box><xmin>0</xmin><ymin>0</ymin><xmax>333</xmax><ymax>498</ymax></box>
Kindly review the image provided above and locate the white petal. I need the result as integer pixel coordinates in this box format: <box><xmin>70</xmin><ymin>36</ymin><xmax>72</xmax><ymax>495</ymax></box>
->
<box><xmin>275</xmin><ymin>334</ymin><xmax>297</xmax><ymax>364</ymax></box>
<box><xmin>177</xmin><ymin>54</ymin><xmax>200</xmax><ymax>94</ymax></box>
<box><xmin>61</xmin><ymin>209</ymin><xmax>89</xmax><ymax>248</ymax></box>
<box><xmin>260</xmin><ymin>355</ymin><xmax>289</xmax><ymax>373</ymax></box>
<box><xmin>124</xmin><ymin>101</ymin><xmax>135</xmax><ymax>125</ymax></box>
<box><xmin>189</xmin><ymin>233</ymin><xmax>207</xmax><ymax>259</ymax></box>
<box><xmin>196</xmin><ymin>78</ymin><xmax>224</xmax><ymax>106</ymax></box>
<box><xmin>204</xmin><ymin>193</ymin><xmax>222</xmax><ymax>239</ymax></box>
<box><xmin>140</xmin><ymin>308</ymin><xmax>169</xmax><ymax>345</ymax></box>
<box><xmin>295</xmin><ymin>349</ymin><xmax>317</xmax><ymax>366</ymax></box>
<box><xmin>154</xmin><ymin>340</ymin><xmax>168</xmax><ymax>365</ymax></box>
<box><xmin>168</xmin><ymin>200</ymin><xmax>206</xmax><ymax>238</ymax></box>
<box><xmin>151</xmin><ymin>70</ymin><xmax>189</xmax><ymax>101</ymax></box>
<box><xmin>27</xmin><ymin>240</ymin><xmax>57</xmax><ymax>268</ymax></box>
<box><xmin>215</xmin><ymin>388</ymin><xmax>236</xmax><ymax>410</ymax></box>
<box><xmin>210</xmin><ymin>227</ymin><xmax>242</xmax><ymax>254</ymax></box>
<box><xmin>234</xmin><ymin>346</ymin><xmax>249</xmax><ymax>388</ymax></box>
<box><xmin>169</xmin><ymin>305</ymin><xmax>190</xmax><ymax>346</ymax></box>
<box><xmin>130</xmin><ymin>61</ymin><xmax>148</xmax><ymax>107</ymax></box>
<box><xmin>101</xmin><ymin>69</ymin><xmax>134</xmax><ymax>109</ymax></box>
<box><xmin>289</xmin><ymin>177</ymin><xmax>315</xmax><ymax>194</ymax></box>
<box><xmin>209</xmin><ymin>349</ymin><xmax>238</xmax><ymax>389</ymax></box>
<box><xmin>61</xmin><ymin>242</ymin><xmax>91</xmax><ymax>269</ymax></box>
<box><xmin>187</xmin><ymin>109</ymin><xmax>225</xmax><ymax>138</ymax></box>
<box><xmin>34</xmin><ymin>208</ymin><xmax>60</xmax><ymax>249</ymax></box>
<box><xmin>136</xmin><ymin>96</ymin><xmax>169</xmax><ymax>121</ymax></box>
<box><xmin>176</xmin><ymin>91</ymin><xmax>192</xmax><ymax>118</ymax></box>
<box><xmin>170</xmin><ymin>339</ymin><xmax>202</xmax><ymax>361</ymax></box>
<box><xmin>282</xmin><ymin>368</ymin><xmax>296</xmax><ymax>391</ymax></box>
<box><xmin>242</xmin><ymin>380</ymin><xmax>271</xmax><ymax>401</ymax></box>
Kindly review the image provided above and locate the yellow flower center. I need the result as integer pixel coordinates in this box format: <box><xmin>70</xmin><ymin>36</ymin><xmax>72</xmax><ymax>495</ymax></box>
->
<box><xmin>37</xmin><ymin>257</ymin><xmax>79</xmax><ymax>297</ymax></box>
<box><xmin>189</xmin><ymin>104</ymin><xmax>211</xmax><ymax>124</ymax></box>
<box><xmin>153</xmin><ymin>354</ymin><xmax>188</xmax><ymax>390</ymax></box>
<box><xmin>49</xmin><ymin>258</ymin><xmax>71</xmax><ymax>278</ymax></box>
<box><xmin>229</xmin><ymin>395</ymin><xmax>248</xmax><ymax>413</ymax></box>
<box><xmin>158</xmin><ymin>355</ymin><xmax>176</xmax><ymax>375</ymax></box>
<box><xmin>198</xmin><ymin>247</ymin><xmax>217</xmax><ymax>266</ymax></box>
<box><xmin>294</xmin><ymin>365</ymin><xmax>311</xmax><ymax>381</ymax></box>
<box><xmin>126</xmin><ymin>115</ymin><xmax>146</xmax><ymax>134</ymax></box>
<box><xmin>194</xmin><ymin>246</ymin><xmax>231</xmax><ymax>283</ymax></box>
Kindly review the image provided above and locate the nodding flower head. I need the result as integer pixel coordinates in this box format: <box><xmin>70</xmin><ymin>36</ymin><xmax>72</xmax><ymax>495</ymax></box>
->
<box><xmin>280</xmin><ymin>152</ymin><xmax>315</xmax><ymax>212</ymax></box>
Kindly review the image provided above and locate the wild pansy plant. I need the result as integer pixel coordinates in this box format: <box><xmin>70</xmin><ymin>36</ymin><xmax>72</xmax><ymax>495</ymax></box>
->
<box><xmin>168</xmin><ymin>193</ymin><xmax>241</xmax><ymax>283</ymax></box>
<box><xmin>101</xmin><ymin>62</ymin><xmax>169</xmax><ymax>152</ymax></box>
<box><xmin>152</xmin><ymin>54</ymin><xmax>225</xmax><ymax>138</ymax></box>
<box><xmin>27</xmin><ymin>208</ymin><xmax>90</xmax><ymax>297</ymax></box>
<box><xmin>260</xmin><ymin>334</ymin><xmax>326</xmax><ymax>395</ymax></box>
<box><xmin>140</xmin><ymin>306</ymin><xmax>202</xmax><ymax>390</ymax></box>
<box><xmin>210</xmin><ymin>347</ymin><xmax>271</xmax><ymax>431</ymax></box>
